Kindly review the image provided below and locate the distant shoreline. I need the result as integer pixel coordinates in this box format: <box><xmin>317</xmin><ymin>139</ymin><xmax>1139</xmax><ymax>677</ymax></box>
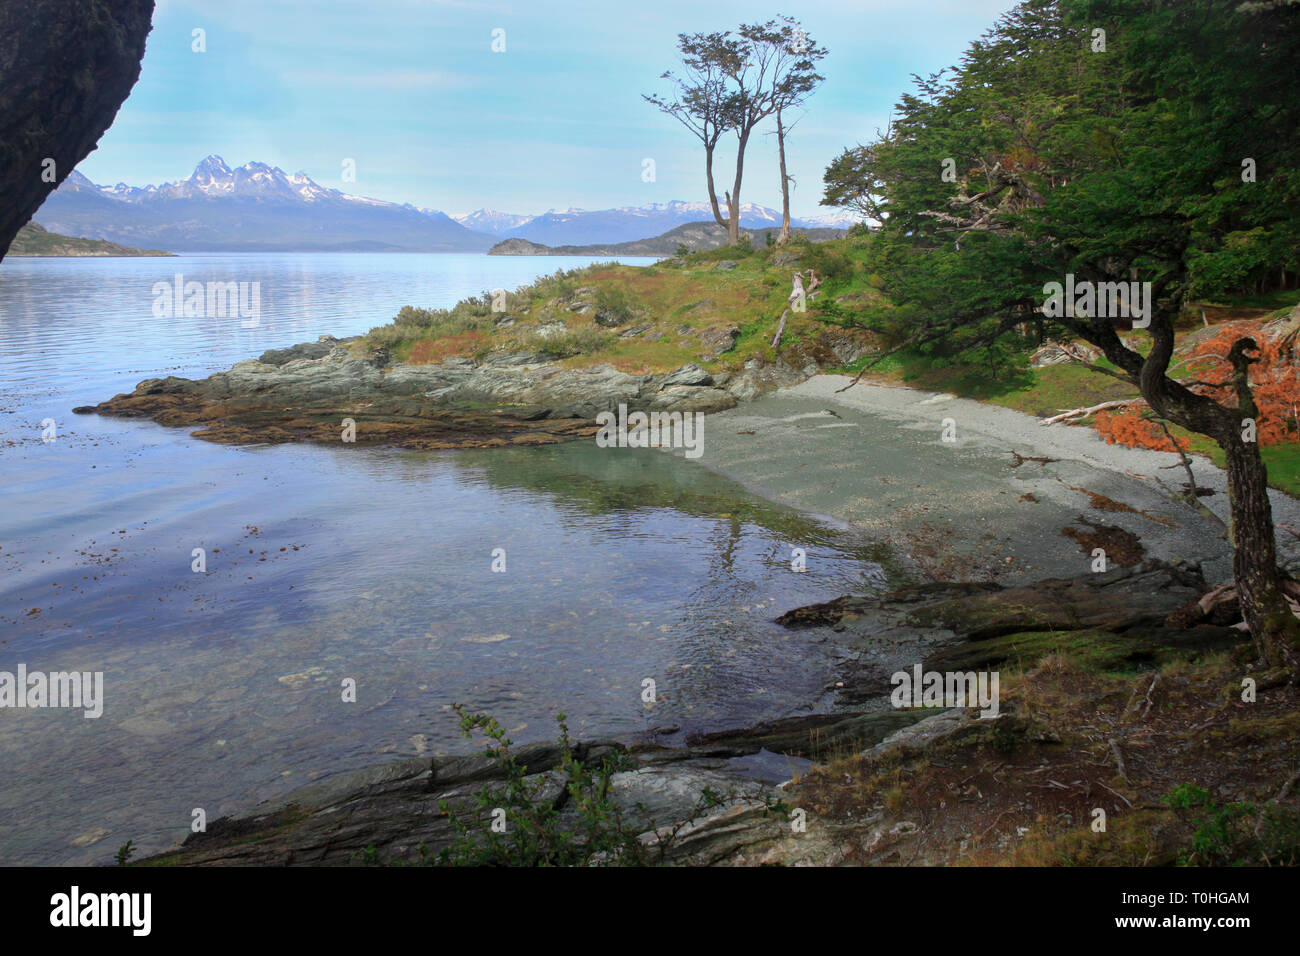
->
<box><xmin>7</xmin><ymin>222</ymin><xmax>172</xmax><ymax>258</ymax></box>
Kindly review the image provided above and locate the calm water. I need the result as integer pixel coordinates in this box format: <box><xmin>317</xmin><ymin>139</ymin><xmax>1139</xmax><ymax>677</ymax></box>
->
<box><xmin>0</xmin><ymin>253</ymin><xmax>891</xmax><ymax>865</ymax></box>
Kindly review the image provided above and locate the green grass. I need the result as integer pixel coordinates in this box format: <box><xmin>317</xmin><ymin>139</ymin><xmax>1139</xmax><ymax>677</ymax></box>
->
<box><xmin>355</xmin><ymin>239</ymin><xmax>1300</xmax><ymax>499</ymax></box>
<box><xmin>1201</xmin><ymin>289</ymin><xmax>1300</xmax><ymax>311</ymax></box>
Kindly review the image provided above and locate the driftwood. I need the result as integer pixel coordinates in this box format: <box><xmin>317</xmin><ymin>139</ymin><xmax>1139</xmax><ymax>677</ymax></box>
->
<box><xmin>771</xmin><ymin>269</ymin><xmax>821</xmax><ymax>349</ymax></box>
<box><xmin>771</xmin><ymin>308</ymin><xmax>790</xmax><ymax>348</ymax></box>
<box><xmin>1108</xmin><ymin>738</ymin><xmax>1129</xmax><ymax>783</ymax></box>
<box><xmin>1190</xmin><ymin>576</ymin><xmax>1300</xmax><ymax>632</ymax></box>
<box><xmin>1039</xmin><ymin>399</ymin><xmax>1143</xmax><ymax>426</ymax></box>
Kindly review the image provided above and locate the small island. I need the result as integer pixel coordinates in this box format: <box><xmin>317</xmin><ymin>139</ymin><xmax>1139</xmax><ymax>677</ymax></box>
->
<box><xmin>6</xmin><ymin>221</ymin><xmax>173</xmax><ymax>257</ymax></box>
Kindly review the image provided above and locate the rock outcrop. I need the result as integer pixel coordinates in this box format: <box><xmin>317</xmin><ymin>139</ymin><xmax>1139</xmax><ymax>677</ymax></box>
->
<box><xmin>0</xmin><ymin>0</ymin><xmax>154</xmax><ymax>259</ymax></box>
<box><xmin>75</xmin><ymin>338</ymin><xmax>740</xmax><ymax>448</ymax></box>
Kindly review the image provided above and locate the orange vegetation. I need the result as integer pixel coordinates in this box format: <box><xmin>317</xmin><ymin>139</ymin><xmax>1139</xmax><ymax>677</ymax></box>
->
<box><xmin>1181</xmin><ymin>320</ymin><xmax>1299</xmax><ymax>446</ymax></box>
<box><xmin>1094</xmin><ymin>409</ymin><xmax>1188</xmax><ymax>453</ymax></box>
<box><xmin>1089</xmin><ymin>318</ymin><xmax>1299</xmax><ymax>451</ymax></box>
<box><xmin>408</xmin><ymin>331</ymin><xmax>486</xmax><ymax>365</ymax></box>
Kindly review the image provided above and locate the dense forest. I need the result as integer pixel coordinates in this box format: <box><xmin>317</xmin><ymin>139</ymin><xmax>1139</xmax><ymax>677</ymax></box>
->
<box><xmin>822</xmin><ymin>0</ymin><xmax>1300</xmax><ymax>670</ymax></box>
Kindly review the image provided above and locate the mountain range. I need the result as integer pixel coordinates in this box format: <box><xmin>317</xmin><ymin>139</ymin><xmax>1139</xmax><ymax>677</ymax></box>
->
<box><xmin>456</xmin><ymin>201</ymin><xmax>855</xmax><ymax>246</ymax></box>
<box><xmin>488</xmin><ymin>221</ymin><xmax>847</xmax><ymax>257</ymax></box>
<box><xmin>33</xmin><ymin>156</ymin><xmax>858</xmax><ymax>252</ymax></box>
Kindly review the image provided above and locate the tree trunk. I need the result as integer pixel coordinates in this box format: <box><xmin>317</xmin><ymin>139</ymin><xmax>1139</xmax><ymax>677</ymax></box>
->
<box><xmin>728</xmin><ymin>128</ymin><xmax>751</xmax><ymax>244</ymax></box>
<box><xmin>705</xmin><ymin>146</ymin><xmax>726</xmax><ymax>229</ymax></box>
<box><xmin>1222</xmin><ymin>432</ymin><xmax>1300</xmax><ymax>670</ymax></box>
<box><xmin>1118</xmin><ymin>318</ymin><xmax>1300</xmax><ymax>675</ymax></box>
<box><xmin>776</xmin><ymin>109</ymin><xmax>792</xmax><ymax>245</ymax></box>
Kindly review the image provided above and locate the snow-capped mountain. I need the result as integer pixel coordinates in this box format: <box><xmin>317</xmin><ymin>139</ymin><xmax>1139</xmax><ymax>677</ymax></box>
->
<box><xmin>34</xmin><ymin>156</ymin><xmax>859</xmax><ymax>251</ymax></box>
<box><xmin>490</xmin><ymin>200</ymin><xmax>855</xmax><ymax>245</ymax></box>
<box><xmin>453</xmin><ymin>209</ymin><xmax>536</xmax><ymax>235</ymax></box>
<box><xmin>36</xmin><ymin>158</ymin><xmax>497</xmax><ymax>252</ymax></box>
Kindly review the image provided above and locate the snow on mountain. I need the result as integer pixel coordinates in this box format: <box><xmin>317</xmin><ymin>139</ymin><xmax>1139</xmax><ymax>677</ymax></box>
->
<box><xmin>453</xmin><ymin>209</ymin><xmax>536</xmax><ymax>235</ymax></box>
<box><xmin>36</xmin><ymin>157</ymin><xmax>495</xmax><ymax>252</ymax></box>
<box><xmin>38</xmin><ymin>159</ymin><xmax>857</xmax><ymax>251</ymax></box>
<box><xmin>496</xmin><ymin>200</ymin><xmax>845</xmax><ymax>246</ymax></box>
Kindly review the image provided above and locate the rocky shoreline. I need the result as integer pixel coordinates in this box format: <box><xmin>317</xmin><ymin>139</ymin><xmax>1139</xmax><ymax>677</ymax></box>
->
<box><xmin>90</xmin><ymin>334</ymin><xmax>1287</xmax><ymax>866</ymax></box>
<box><xmin>139</xmin><ymin>560</ymin><xmax>1250</xmax><ymax>866</ymax></box>
<box><xmin>73</xmin><ymin>334</ymin><xmax>829</xmax><ymax>448</ymax></box>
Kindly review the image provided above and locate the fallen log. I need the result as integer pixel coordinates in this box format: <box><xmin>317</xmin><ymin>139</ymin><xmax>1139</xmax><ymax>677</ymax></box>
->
<box><xmin>1039</xmin><ymin>399</ymin><xmax>1143</xmax><ymax>426</ymax></box>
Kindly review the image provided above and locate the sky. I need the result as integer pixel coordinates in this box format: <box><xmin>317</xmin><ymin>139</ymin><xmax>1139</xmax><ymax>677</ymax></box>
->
<box><xmin>76</xmin><ymin>0</ymin><xmax>1016</xmax><ymax>219</ymax></box>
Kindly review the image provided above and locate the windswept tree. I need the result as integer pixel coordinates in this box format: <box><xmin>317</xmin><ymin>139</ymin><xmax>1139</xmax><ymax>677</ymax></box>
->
<box><xmin>824</xmin><ymin>0</ymin><xmax>1300</xmax><ymax>671</ymax></box>
<box><xmin>647</xmin><ymin>17</ymin><xmax>826</xmax><ymax>244</ymax></box>
<box><xmin>745</xmin><ymin>16</ymin><xmax>826</xmax><ymax>244</ymax></box>
<box><xmin>644</xmin><ymin>32</ymin><xmax>743</xmax><ymax>232</ymax></box>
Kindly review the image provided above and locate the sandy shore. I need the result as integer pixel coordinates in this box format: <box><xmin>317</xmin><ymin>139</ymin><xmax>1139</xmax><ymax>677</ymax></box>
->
<box><xmin>696</xmin><ymin>373</ymin><xmax>1300</xmax><ymax>587</ymax></box>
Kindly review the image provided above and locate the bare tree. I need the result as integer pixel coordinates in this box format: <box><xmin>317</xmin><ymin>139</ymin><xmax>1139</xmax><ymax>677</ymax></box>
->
<box><xmin>647</xmin><ymin>19</ymin><xmax>825</xmax><ymax>246</ymax></box>
<box><xmin>644</xmin><ymin>33</ymin><xmax>742</xmax><ymax>231</ymax></box>
<box><xmin>746</xmin><ymin>17</ymin><xmax>826</xmax><ymax>244</ymax></box>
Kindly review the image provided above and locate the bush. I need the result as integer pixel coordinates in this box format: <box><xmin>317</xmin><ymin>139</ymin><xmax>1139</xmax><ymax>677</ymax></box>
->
<box><xmin>524</xmin><ymin>327</ymin><xmax>616</xmax><ymax>359</ymax></box>
<box><xmin>1162</xmin><ymin>783</ymin><xmax>1300</xmax><ymax>865</ymax></box>
<box><xmin>593</xmin><ymin>287</ymin><xmax>634</xmax><ymax>327</ymax></box>
<box><xmin>430</xmin><ymin>706</ymin><xmax>731</xmax><ymax>866</ymax></box>
<box><xmin>798</xmin><ymin>242</ymin><xmax>854</xmax><ymax>285</ymax></box>
<box><xmin>433</xmin><ymin>707</ymin><xmax>648</xmax><ymax>866</ymax></box>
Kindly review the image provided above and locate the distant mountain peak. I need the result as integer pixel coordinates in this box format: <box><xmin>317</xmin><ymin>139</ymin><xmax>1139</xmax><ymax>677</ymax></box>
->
<box><xmin>193</xmin><ymin>154</ymin><xmax>233</xmax><ymax>179</ymax></box>
<box><xmin>40</xmin><ymin>158</ymin><xmax>495</xmax><ymax>252</ymax></box>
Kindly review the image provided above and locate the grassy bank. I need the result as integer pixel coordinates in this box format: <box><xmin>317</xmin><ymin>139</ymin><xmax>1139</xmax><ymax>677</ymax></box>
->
<box><xmin>359</xmin><ymin>232</ymin><xmax>1300</xmax><ymax>496</ymax></box>
<box><xmin>360</xmin><ymin>231</ymin><xmax>882</xmax><ymax>377</ymax></box>
<box><xmin>792</xmin><ymin>633</ymin><xmax>1300</xmax><ymax>866</ymax></box>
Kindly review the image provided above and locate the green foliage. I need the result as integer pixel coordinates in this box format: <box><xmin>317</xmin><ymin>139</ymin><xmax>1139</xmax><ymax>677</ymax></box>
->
<box><xmin>795</xmin><ymin>241</ymin><xmax>854</xmax><ymax>285</ymax></box>
<box><xmin>365</xmin><ymin>298</ymin><xmax>495</xmax><ymax>350</ymax></box>
<box><xmin>114</xmin><ymin>840</ymin><xmax>135</xmax><ymax>866</ymax></box>
<box><xmin>524</xmin><ymin>327</ymin><xmax>617</xmax><ymax>359</ymax></box>
<box><xmin>593</xmin><ymin>287</ymin><xmax>634</xmax><ymax>326</ymax></box>
<box><xmin>1162</xmin><ymin>783</ymin><xmax>1300</xmax><ymax>866</ymax></box>
<box><xmin>433</xmin><ymin>706</ymin><xmax>648</xmax><ymax>866</ymax></box>
<box><xmin>430</xmin><ymin>706</ymin><xmax>728</xmax><ymax>866</ymax></box>
<box><xmin>694</xmin><ymin>238</ymin><xmax>761</xmax><ymax>262</ymax></box>
<box><xmin>823</xmin><ymin>0</ymin><xmax>1300</xmax><ymax>371</ymax></box>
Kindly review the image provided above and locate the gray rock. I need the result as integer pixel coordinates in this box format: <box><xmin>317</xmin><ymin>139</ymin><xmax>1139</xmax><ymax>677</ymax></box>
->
<box><xmin>649</xmin><ymin>385</ymin><xmax>737</xmax><ymax>414</ymax></box>
<box><xmin>660</xmin><ymin>364</ymin><xmax>714</xmax><ymax>388</ymax></box>
<box><xmin>697</xmin><ymin>326</ymin><xmax>741</xmax><ymax>356</ymax></box>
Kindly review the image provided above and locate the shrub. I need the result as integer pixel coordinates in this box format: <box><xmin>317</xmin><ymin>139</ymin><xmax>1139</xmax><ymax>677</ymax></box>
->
<box><xmin>524</xmin><ymin>327</ymin><xmax>616</xmax><ymax>359</ymax></box>
<box><xmin>798</xmin><ymin>242</ymin><xmax>854</xmax><ymax>285</ymax></box>
<box><xmin>593</xmin><ymin>287</ymin><xmax>634</xmax><ymax>327</ymax></box>
<box><xmin>431</xmin><ymin>706</ymin><xmax>728</xmax><ymax>867</ymax></box>
<box><xmin>1160</xmin><ymin>783</ymin><xmax>1300</xmax><ymax>865</ymax></box>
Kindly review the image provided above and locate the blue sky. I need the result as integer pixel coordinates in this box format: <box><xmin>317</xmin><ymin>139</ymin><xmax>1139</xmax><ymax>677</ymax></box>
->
<box><xmin>77</xmin><ymin>0</ymin><xmax>1015</xmax><ymax>218</ymax></box>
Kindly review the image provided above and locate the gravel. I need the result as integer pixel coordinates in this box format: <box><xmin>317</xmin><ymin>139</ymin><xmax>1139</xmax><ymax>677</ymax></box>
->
<box><xmin>690</xmin><ymin>374</ymin><xmax>1300</xmax><ymax>586</ymax></box>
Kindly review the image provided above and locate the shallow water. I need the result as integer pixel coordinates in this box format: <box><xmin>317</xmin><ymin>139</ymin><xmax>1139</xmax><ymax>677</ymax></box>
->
<box><xmin>0</xmin><ymin>253</ymin><xmax>891</xmax><ymax>865</ymax></box>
